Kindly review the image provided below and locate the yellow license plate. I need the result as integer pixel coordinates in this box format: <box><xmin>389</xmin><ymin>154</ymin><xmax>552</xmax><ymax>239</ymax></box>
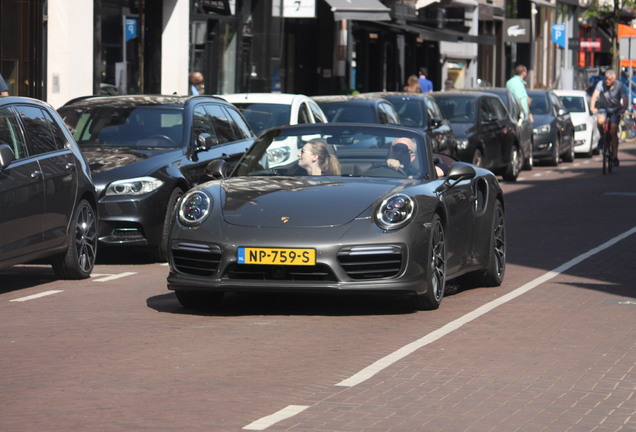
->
<box><xmin>238</xmin><ymin>247</ymin><xmax>316</xmax><ymax>265</ymax></box>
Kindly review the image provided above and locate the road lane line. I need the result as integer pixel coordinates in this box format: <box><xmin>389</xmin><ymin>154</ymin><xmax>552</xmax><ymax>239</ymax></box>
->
<box><xmin>242</xmin><ymin>405</ymin><xmax>310</xmax><ymax>431</ymax></box>
<box><xmin>336</xmin><ymin>225</ymin><xmax>636</xmax><ymax>387</ymax></box>
<box><xmin>10</xmin><ymin>290</ymin><xmax>64</xmax><ymax>302</ymax></box>
<box><xmin>92</xmin><ymin>272</ymin><xmax>137</xmax><ymax>282</ymax></box>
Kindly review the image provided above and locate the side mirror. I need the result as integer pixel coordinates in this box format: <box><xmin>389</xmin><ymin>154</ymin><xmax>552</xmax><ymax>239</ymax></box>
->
<box><xmin>196</xmin><ymin>132</ymin><xmax>219</xmax><ymax>151</ymax></box>
<box><xmin>431</xmin><ymin>117</ymin><xmax>443</xmax><ymax>128</ymax></box>
<box><xmin>0</xmin><ymin>144</ymin><xmax>15</xmax><ymax>169</ymax></box>
<box><xmin>205</xmin><ymin>158</ymin><xmax>227</xmax><ymax>179</ymax></box>
<box><xmin>558</xmin><ymin>108</ymin><xmax>568</xmax><ymax>116</ymax></box>
<box><xmin>446</xmin><ymin>162</ymin><xmax>476</xmax><ymax>183</ymax></box>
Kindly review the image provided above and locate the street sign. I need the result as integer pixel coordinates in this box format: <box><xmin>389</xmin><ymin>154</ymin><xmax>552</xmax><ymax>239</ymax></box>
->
<box><xmin>125</xmin><ymin>18</ymin><xmax>137</xmax><ymax>42</ymax></box>
<box><xmin>552</xmin><ymin>24</ymin><xmax>566</xmax><ymax>48</ymax></box>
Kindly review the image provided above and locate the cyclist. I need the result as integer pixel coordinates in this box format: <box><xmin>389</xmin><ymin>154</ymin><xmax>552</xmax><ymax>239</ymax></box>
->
<box><xmin>590</xmin><ymin>69</ymin><xmax>628</xmax><ymax>167</ymax></box>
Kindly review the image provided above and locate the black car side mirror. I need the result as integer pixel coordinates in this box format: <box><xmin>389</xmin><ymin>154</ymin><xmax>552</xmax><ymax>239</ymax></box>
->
<box><xmin>206</xmin><ymin>158</ymin><xmax>227</xmax><ymax>179</ymax></box>
<box><xmin>196</xmin><ymin>132</ymin><xmax>219</xmax><ymax>151</ymax></box>
<box><xmin>431</xmin><ymin>117</ymin><xmax>443</xmax><ymax>128</ymax></box>
<box><xmin>0</xmin><ymin>144</ymin><xmax>15</xmax><ymax>169</ymax></box>
<box><xmin>446</xmin><ymin>162</ymin><xmax>476</xmax><ymax>183</ymax></box>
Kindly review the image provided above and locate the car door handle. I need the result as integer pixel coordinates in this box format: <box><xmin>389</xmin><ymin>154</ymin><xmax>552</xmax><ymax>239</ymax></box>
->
<box><xmin>31</xmin><ymin>170</ymin><xmax>43</xmax><ymax>179</ymax></box>
<box><xmin>65</xmin><ymin>162</ymin><xmax>76</xmax><ymax>170</ymax></box>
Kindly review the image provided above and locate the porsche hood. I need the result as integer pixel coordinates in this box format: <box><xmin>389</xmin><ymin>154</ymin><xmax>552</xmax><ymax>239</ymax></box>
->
<box><xmin>218</xmin><ymin>177</ymin><xmax>414</xmax><ymax>228</ymax></box>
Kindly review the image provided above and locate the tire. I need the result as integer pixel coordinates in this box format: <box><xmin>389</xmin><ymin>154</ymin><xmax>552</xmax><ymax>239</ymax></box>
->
<box><xmin>472</xmin><ymin>149</ymin><xmax>483</xmax><ymax>168</ymax></box>
<box><xmin>523</xmin><ymin>147</ymin><xmax>533</xmax><ymax>170</ymax></box>
<box><xmin>562</xmin><ymin>137</ymin><xmax>575</xmax><ymax>162</ymax></box>
<box><xmin>413</xmin><ymin>214</ymin><xmax>446</xmax><ymax>310</ymax></box>
<box><xmin>502</xmin><ymin>145</ymin><xmax>520</xmax><ymax>182</ymax></box>
<box><xmin>51</xmin><ymin>200</ymin><xmax>98</xmax><ymax>279</ymax></box>
<box><xmin>151</xmin><ymin>188</ymin><xmax>184</xmax><ymax>262</ymax></box>
<box><xmin>480</xmin><ymin>200</ymin><xmax>506</xmax><ymax>286</ymax></box>
<box><xmin>175</xmin><ymin>290</ymin><xmax>224</xmax><ymax>310</ymax></box>
<box><xmin>548</xmin><ymin>139</ymin><xmax>560</xmax><ymax>166</ymax></box>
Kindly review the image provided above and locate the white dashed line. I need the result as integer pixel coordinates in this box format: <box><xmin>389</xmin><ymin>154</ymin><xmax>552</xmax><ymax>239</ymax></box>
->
<box><xmin>242</xmin><ymin>405</ymin><xmax>310</xmax><ymax>431</ymax></box>
<box><xmin>91</xmin><ymin>272</ymin><xmax>137</xmax><ymax>282</ymax></box>
<box><xmin>335</xmin><ymin>225</ymin><xmax>636</xmax><ymax>387</ymax></box>
<box><xmin>10</xmin><ymin>290</ymin><xmax>64</xmax><ymax>302</ymax></box>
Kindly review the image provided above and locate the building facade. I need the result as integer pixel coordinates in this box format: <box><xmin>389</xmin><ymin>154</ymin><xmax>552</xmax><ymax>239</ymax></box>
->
<box><xmin>0</xmin><ymin>0</ymin><xmax>602</xmax><ymax>109</ymax></box>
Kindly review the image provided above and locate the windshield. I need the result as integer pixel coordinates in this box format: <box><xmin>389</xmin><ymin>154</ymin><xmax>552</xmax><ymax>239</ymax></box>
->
<box><xmin>59</xmin><ymin>106</ymin><xmax>184</xmax><ymax>149</ymax></box>
<box><xmin>434</xmin><ymin>96</ymin><xmax>476</xmax><ymax>123</ymax></box>
<box><xmin>318</xmin><ymin>103</ymin><xmax>375</xmax><ymax>123</ymax></box>
<box><xmin>559</xmin><ymin>96</ymin><xmax>586</xmax><ymax>113</ymax></box>
<box><xmin>389</xmin><ymin>99</ymin><xmax>425</xmax><ymax>128</ymax></box>
<box><xmin>528</xmin><ymin>92</ymin><xmax>550</xmax><ymax>115</ymax></box>
<box><xmin>232</xmin><ymin>103</ymin><xmax>292</xmax><ymax>135</ymax></box>
<box><xmin>232</xmin><ymin>124</ymin><xmax>429</xmax><ymax>180</ymax></box>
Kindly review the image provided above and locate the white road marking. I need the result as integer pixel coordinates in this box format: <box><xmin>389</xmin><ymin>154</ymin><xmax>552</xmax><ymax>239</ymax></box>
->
<box><xmin>91</xmin><ymin>272</ymin><xmax>137</xmax><ymax>282</ymax></box>
<box><xmin>10</xmin><ymin>290</ymin><xmax>64</xmax><ymax>302</ymax></box>
<box><xmin>335</xmin><ymin>225</ymin><xmax>636</xmax><ymax>387</ymax></box>
<box><xmin>242</xmin><ymin>405</ymin><xmax>310</xmax><ymax>431</ymax></box>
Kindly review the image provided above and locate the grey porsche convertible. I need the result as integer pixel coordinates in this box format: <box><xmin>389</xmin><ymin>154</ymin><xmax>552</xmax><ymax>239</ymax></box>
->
<box><xmin>166</xmin><ymin>123</ymin><xmax>505</xmax><ymax>311</ymax></box>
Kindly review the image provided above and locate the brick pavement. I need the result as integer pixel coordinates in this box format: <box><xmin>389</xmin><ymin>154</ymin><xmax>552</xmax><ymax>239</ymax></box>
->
<box><xmin>252</xmin><ymin>144</ymin><xmax>636</xmax><ymax>432</ymax></box>
<box><xmin>261</xmin><ymin>233</ymin><xmax>636</xmax><ymax>432</ymax></box>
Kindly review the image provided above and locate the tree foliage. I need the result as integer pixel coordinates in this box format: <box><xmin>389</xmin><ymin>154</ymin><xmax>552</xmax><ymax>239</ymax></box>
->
<box><xmin>585</xmin><ymin>0</ymin><xmax>636</xmax><ymax>70</ymax></box>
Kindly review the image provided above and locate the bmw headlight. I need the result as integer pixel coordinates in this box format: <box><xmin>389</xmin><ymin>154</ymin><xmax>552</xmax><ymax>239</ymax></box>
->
<box><xmin>375</xmin><ymin>194</ymin><xmax>415</xmax><ymax>230</ymax></box>
<box><xmin>105</xmin><ymin>176</ymin><xmax>164</xmax><ymax>196</ymax></box>
<box><xmin>533</xmin><ymin>124</ymin><xmax>551</xmax><ymax>136</ymax></box>
<box><xmin>178</xmin><ymin>191</ymin><xmax>211</xmax><ymax>226</ymax></box>
<box><xmin>574</xmin><ymin>123</ymin><xmax>586</xmax><ymax>132</ymax></box>
<box><xmin>456</xmin><ymin>139</ymin><xmax>469</xmax><ymax>150</ymax></box>
<box><xmin>266</xmin><ymin>146</ymin><xmax>291</xmax><ymax>164</ymax></box>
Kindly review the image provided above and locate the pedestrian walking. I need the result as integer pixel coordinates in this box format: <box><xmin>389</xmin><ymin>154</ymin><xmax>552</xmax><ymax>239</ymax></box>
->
<box><xmin>418</xmin><ymin>67</ymin><xmax>433</xmax><ymax>93</ymax></box>
<box><xmin>189</xmin><ymin>72</ymin><xmax>204</xmax><ymax>95</ymax></box>
<box><xmin>403</xmin><ymin>75</ymin><xmax>422</xmax><ymax>93</ymax></box>
<box><xmin>506</xmin><ymin>65</ymin><xmax>532</xmax><ymax>122</ymax></box>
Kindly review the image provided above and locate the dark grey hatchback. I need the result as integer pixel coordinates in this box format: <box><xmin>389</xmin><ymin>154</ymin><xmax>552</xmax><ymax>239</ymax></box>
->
<box><xmin>58</xmin><ymin>95</ymin><xmax>255</xmax><ymax>261</ymax></box>
<box><xmin>0</xmin><ymin>97</ymin><xmax>98</xmax><ymax>279</ymax></box>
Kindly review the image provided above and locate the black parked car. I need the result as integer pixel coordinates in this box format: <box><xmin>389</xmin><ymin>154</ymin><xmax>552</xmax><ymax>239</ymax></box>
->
<box><xmin>431</xmin><ymin>91</ymin><xmax>522</xmax><ymax>181</ymax></box>
<box><xmin>312</xmin><ymin>95</ymin><xmax>401</xmax><ymax>125</ymax></box>
<box><xmin>527</xmin><ymin>90</ymin><xmax>575</xmax><ymax>166</ymax></box>
<box><xmin>362</xmin><ymin>92</ymin><xmax>456</xmax><ymax>155</ymax></box>
<box><xmin>58</xmin><ymin>95</ymin><xmax>255</xmax><ymax>261</ymax></box>
<box><xmin>465</xmin><ymin>87</ymin><xmax>533</xmax><ymax>170</ymax></box>
<box><xmin>0</xmin><ymin>97</ymin><xmax>98</xmax><ymax>279</ymax></box>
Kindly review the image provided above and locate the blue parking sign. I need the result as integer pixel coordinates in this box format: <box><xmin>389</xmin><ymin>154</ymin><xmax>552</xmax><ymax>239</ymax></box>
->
<box><xmin>125</xmin><ymin>18</ymin><xmax>137</xmax><ymax>42</ymax></box>
<box><xmin>552</xmin><ymin>24</ymin><xmax>566</xmax><ymax>48</ymax></box>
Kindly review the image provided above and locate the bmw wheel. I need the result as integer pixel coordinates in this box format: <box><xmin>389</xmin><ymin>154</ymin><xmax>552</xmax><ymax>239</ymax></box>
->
<box><xmin>503</xmin><ymin>145</ymin><xmax>520</xmax><ymax>181</ymax></box>
<box><xmin>52</xmin><ymin>199</ymin><xmax>98</xmax><ymax>279</ymax></box>
<box><xmin>414</xmin><ymin>214</ymin><xmax>446</xmax><ymax>310</ymax></box>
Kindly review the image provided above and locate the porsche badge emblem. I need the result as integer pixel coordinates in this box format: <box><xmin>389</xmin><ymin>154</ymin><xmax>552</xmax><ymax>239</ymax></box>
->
<box><xmin>281</xmin><ymin>217</ymin><xmax>291</xmax><ymax>223</ymax></box>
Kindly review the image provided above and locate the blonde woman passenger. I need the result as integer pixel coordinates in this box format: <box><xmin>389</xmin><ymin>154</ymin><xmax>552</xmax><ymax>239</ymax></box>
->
<box><xmin>298</xmin><ymin>140</ymin><xmax>341</xmax><ymax>176</ymax></box>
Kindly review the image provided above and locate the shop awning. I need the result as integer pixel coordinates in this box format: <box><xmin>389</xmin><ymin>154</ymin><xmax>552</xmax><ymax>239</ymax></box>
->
<box><xmin>323</xmin><ymin>0</ymin><xmax>392</xmax><ymax>21</ymax></box>
<box><xmin>373</xmin><ymin>21</ymin><xmax>495</xmax><ymax>45</ymax></box>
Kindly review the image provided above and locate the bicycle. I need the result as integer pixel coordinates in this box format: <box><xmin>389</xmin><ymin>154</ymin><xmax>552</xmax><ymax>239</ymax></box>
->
<box><xmin>600</xmin><ymin>109</ymin><xmax>622</xmax><ymax>175</ymax></box>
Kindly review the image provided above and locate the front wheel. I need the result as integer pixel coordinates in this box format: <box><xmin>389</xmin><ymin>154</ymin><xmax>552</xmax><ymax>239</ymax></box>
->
<box><xmin>52</xmin><ymin>200</ymin><xmax>98</xmax><ymax>279</ymax></box>
<box><xmin>548</xmin><ymin>139</ymin><xmax>560</xmax><ymax>166</ymax></box>
<box><xmin>152</xmin><ymin>188</ymin><xmax>184</xmax><ymax>262</ymax></box>
<box><xmin>562</xmin><ymin>137</ymin><xmax>575</xmax><ymax>162</ymax></box>
<box><xmin>502</xmin><ymin>145</ymin><xmax>520</xmax><ymax>181</ymax></box>
<box><xmin>481</xmin><ymin>200</ymin><xmax>506</xmax><ymax>286</ymax></box>
<box><xmin>413</xmin><ymin>214</ymin><xmax>446</xmax><ymax>310</ymax></box>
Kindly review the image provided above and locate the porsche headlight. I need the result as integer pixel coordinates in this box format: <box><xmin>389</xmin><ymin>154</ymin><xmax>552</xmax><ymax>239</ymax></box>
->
<box><xmin>375</xmin><ymin>194</ymin><xmax>415</xmax><ymax>230</ymax></box>
<box><xmin>533</xmin><ymin>124</ymin><xmax>551</xmax><ymax>136</ymax></box>
<box><xmin>105</xmin><ymin>176</ymin><xmax>164</xmax><ymax>196</ymax></box>
<box><xmin>178</xmin><ymin>191</ymin><xmax>211</xmax><ymax>226</ymax></box>
<box><xmin>267</xmin><ymin>146</ymin><xmax>291</xmax><ymax>164</ymax></box>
